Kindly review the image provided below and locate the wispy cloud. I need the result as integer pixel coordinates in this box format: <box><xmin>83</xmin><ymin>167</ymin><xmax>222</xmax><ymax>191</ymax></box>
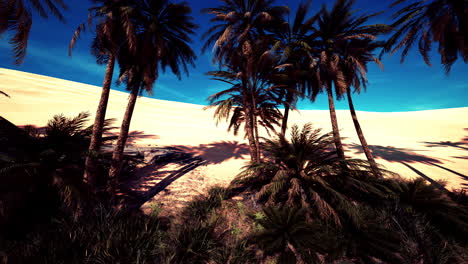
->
<box><xmin>0</xmin><ymin>40</ymin><xmax>105</xmax><ymax>80</ymax></box>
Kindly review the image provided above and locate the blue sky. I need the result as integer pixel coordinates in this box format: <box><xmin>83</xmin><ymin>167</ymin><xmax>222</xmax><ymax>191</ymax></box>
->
<box><xmin>0</xmin><ymin>0</ymin><xmax>467</xmax><ymax>112</ymax></box>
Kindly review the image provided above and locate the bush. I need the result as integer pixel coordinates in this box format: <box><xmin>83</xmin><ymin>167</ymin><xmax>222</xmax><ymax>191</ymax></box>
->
<box><xmin>1</xmin><ymin>205</ymin><xmax>164</xmax><ymax>264</ymax></box>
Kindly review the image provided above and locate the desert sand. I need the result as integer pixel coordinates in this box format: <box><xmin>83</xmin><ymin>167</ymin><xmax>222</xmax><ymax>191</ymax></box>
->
<box><xmin>1</xmin><ymin>68</ymin><xmax>467</xmax><ymax>212</ymax></box>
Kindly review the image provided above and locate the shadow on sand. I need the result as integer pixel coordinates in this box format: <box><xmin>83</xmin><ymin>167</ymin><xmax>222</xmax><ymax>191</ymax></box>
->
<box><xmin>118</xmin><ymin>154</ymin><xmax>207</xmax><ymax>210</ymax></box>
<box><xmin>106</xmin><ymin>130</ymin><xmax>160</xmax><ymax>145</ymax></box>
<box><xmin>171</xmin><ymin>140</ymin><xmax>250</xmax><ymax>165</ymax></box>
<box><xmin>117</xmin><ymin>141</ymin><xmax>249</xmax><ymax>210</ymax></box>
<box><xmin>347</xmin><ymin>142</ymin><xmax>467</xmax><ymax>191</ymax></box>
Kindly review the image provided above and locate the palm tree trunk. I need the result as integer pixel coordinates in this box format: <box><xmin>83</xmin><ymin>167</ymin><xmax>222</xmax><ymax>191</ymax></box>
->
<box><xmin>251</xmin><ymin>92</ymin><xmax>261</xmax><ymax>162</ymax></box>
<box><xmin>253</xmin><ymin>113</ymin><xmax>261</xmax><ymax>161</ymax></box>
<box><xmin>281</xmin><ymin>89</ymin><xmax>293</xmax><ymax>136</ymax></box>
<box><xmin>287</xmin><ymin>242</ymin><xmax>304</xmax><ymax>264</ymax></box>
<box><xmin>84</xmin><ymin>54</ymin><xmax>115</xmax><ymax>187</ymax></box>
<box><xmin>281</xmin><ymin>104</ymin><xmax>290</xmax><ymax>136</ymax></box>
<box><xmin>108</xmin><ymin>85</ymin><xmax>139</xmax><ymax>185</ymax></box>
<box><xmin>346</xmin><ymin>89</ymin><xmax>381</xmax><ymax>177</ymax></box>
<box><xmin>244</xmin><ymin>103</ymin><xmax>258</xmax><ymax>162</ymax></box>
<box><xmin>242</xmin><ymin>79</ymin><xmax>258</xmax><ymax>162</ymax></box>
<box><xmin>326</xmin><ymin>84</ymin><xmax>345</xmax><ymax>159</ymax></box>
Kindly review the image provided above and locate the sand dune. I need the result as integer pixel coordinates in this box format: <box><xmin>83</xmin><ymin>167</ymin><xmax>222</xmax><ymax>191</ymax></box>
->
<box><xmin>1</xmin><ymin>68</ymin><xmax>467</xmax><ymax>210</ymax></box>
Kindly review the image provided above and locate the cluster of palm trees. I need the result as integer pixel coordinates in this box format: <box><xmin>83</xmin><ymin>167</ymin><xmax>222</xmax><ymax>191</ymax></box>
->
<box><xmin>1</xmin><ymin>0</ymin><xmax>466</xmax><ymax>190</ymax></box>
<box><xmin>203</xmin><ymin>0</ymin><xmax>466</xmax><ymax>178</ymax></box>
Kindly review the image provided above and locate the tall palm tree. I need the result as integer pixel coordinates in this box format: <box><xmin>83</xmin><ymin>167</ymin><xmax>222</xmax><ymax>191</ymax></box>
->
<box><xmin>269</xmin><ymin>0</ymin><xmax>319</xmax><ymax>136</ymax></box>
<box><xmin>202</xmin><ymin>0</ymin><xmax>288</xmax><ymax>162</ymax></box>
<box><xmin>108</xmin><ymin>0</ymin><xmax>197</xmax><ymax>182</ymax></box>
<box><xmin>202</xmin><ymin>0</ymin><xmax>288</xmax><ymax>65</ymax></box>
<box><xmin>0</xmin><ymin>0</ymin><xmax>67</xmax><ymax>65</ymax></box>
<box><xmin>383</xmin><ymin>0</ymin><xmax>467</xmax><ymax>73</ymax></box>
<box><xmin>69</xmin><ymin>0</ymin><xmax>137</xmax><ymax>187</ymax></box>
<box><xmin>205</xmin><ymin>39</ymin><xmax>283</xmax><ymax>162</ymax></box>
<box><xmin>310</xmin><ymin>0</ymin><xmax>389</xmax><ymax>161</ymax></box>
<box><xmin>340</xmin><ymin>38</ymin><xmax>388</xmax><ymax>178</ymax></box>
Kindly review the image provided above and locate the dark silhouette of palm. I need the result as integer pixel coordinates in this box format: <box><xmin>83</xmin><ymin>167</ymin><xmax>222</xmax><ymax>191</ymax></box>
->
<box><xmin>202</xmin><ymin>0</ymin><xmax>288</xmax><ymax>162</ymax></box>
<box><xmin>202</xmin><ymin>0</ymin><xmax>288</xmax><ymax>65</ymax></box>
<box><xmin>309</xmin><ymin>0</ymin><xmax>389</xmax><ymax>161</ymax></box>
<box><xmin>109</xmin><ymin>0</ymin><xmax>197</xmax><ymax>182</ymax></box>
<box><xmin>69</xmin><ymin>0</ymin><xmax>138</xmax><ymax>187</ymax></box>
<box><xmin>0</xmin><ymin>0</ymin><xmax>67</xmax><ymax>65</ymax></box>
<box><xmin>205</xmin><ymin>38</ymin><xmax>284</xmax><ymax>162</ymax></box>
<box><xmin>340</xmin><ymin>37</ymin><xmax>390</xmax><ymax>177</ymax></box>
<box><xmin>269</xmin><ymin>0</ymin><xmax>319</xmax><ymax>136</ymax></box>
<box><xmin>383</xmin><ymin>0</ymin><xmax>467</xmax><ymax>73</ymax></box>
<box><xmin>0</xmin><ymin>91</ymin><xmax>9</xmax><ymax>98</ymax></box>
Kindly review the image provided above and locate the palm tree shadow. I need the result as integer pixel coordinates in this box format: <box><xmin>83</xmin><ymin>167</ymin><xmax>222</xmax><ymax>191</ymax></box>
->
<box><xmin>421</xmin><ymin>128</ymin><xmax>468</xmax><ymax>151</ymax></box>
<box><xmin>105</xmin><ymin>130</ymin><xmax>160</xmax><ymax>145</ymax></box>
<box><xmin>118</xmin><ymin>154</ymin><xmax>207</xmax><ymax>210</ymax></box>
<box><xmin>347</xmin><ymin>143</ymin><xmax>468</xmax><ymax>189</ymax></box>
<box><xmin>170</xmin><ymin>141</ymin><xmax>250</xmax><ymax>165</ymax></box>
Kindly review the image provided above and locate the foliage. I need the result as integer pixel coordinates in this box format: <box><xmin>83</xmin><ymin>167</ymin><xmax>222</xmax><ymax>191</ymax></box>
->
<box><xmin>0</xmin><ymin>0</ymin><xmax>67</xmax><ymax>64</ymax></box>
<box><xmin>1</xmin><ymin>205</ymin><xmax>164</xmax><ymax>263</ymax></box>
<box><xmin>248</xmin><ymin>206</ymin><xmax>329</xmax><ymax>263</ymax></box>
<box><xmin>233</xmin><ymin>123</ymin><xmax>390</xmax><ymax>226</ymax></box>
<box><xmin>383</xmin><ymin>0</ymin><xmax>467</xmax><ymax>73</ymax></box>
<box><xmin>0</xmin><ymin>113</ymin><xmax>121</xmax><ymax>237</ymax></box>
<box><xmin>181</xmin><ymin>185</ymin><xmax>230</xmax><ymax>220</ymax></box>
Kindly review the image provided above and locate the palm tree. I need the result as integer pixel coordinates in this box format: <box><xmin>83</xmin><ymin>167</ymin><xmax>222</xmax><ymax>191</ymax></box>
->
<box><xmin>382</xmin><ymin>0</ymin><xmax>467</xmax><ymax>73</ymax></box>
<box><xmin>318</xmin><ymin>3</ymin><xmax>391</xmax><ymax>178</ymax></box>
<box><xmin>310</xmin><ymin>0</ymin><xmax>389</xmax><ymax>162</ymax></box>
<box><xmin>248</xmin><ymin>206</ymin><xmax>324</xmax><ymax>263</ymax></box>
<box><xmin>69</xmin><ymin>0</ymin><xmax>137</xmax><ymax>187</ymax></box>
<box><xmin>0</xmin><ymin>0</ymin><xmax>67</xmax><ymax>65</ymax></box>
<box><xmin>340</xmin><ymin>39</ymin><xmax>387</xmax><ymax>178</ymax></box>
<box><xmin>233</xmin><ymin>123</ymin><xmax>382</xmax><ymax>227</ymax></box>
<box><xmin>205</xmin><ymin>39</ymin><xmax>284</xmax><ymax>162</ymax></box>
<box><xmin>108</xmin><ymin>0</ymin><xmax>197</xmax><ymax>182</ymax></box>
<box><xmin>202</xmin><ymin>0</ymin><xmax>288</xmax><ymax>65</ymax></box>
<box><xmin>203</xmin><ymin>0</ymin><xmax>288</xmax><ymax>162</ymax></box>
<box><xmin>395</xmin><ymin>178</ymin><xmax>468</xmax><ymax>243</ymax></box>
<box><xmin>205</xmin><ymin>72</ymin><xmax>282</xmax><ymax>162</ymax></box>
<box><xmin>269</xmin><ymin>0</ymin><xmax>319</xmax><ymax>136</ymax></box>
<box><xmin>1</xmin><ymin>91</ymin><xmax>9</xmax><ymax>97</ymax></box>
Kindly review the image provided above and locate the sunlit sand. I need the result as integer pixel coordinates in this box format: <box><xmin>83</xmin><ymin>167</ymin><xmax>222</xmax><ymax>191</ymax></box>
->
<box><xmin>2</xmin><ymin>68</ymin><xmax>467</xmax><ymax>211</ymax></box>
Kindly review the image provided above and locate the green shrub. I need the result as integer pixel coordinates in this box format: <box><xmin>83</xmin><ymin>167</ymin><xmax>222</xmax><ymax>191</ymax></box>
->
<box><xmin>1</xmin><ymin>205</ymin><xmax>164</xmax><ymax>264</ymax></box>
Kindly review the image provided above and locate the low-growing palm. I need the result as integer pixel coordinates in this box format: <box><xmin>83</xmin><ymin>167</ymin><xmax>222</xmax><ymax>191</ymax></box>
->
<box><xmin>248</xmin><ymin>206</ymin><xmax>327</xmax><ymax>263</ymax></box>
<box><xmin>0</xmin><ymin>112</ymin><xmax>101</xmax><ymax>236</ymax></box>
<box><xmin>233</xmin><ymin>123</ymin><xmax>378</xmax><ymax>226</ymax></box>
<box><xmin>396</xmin><ymin>178</ymin><xmax>468</xmax><ymax>243</ymax></box>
